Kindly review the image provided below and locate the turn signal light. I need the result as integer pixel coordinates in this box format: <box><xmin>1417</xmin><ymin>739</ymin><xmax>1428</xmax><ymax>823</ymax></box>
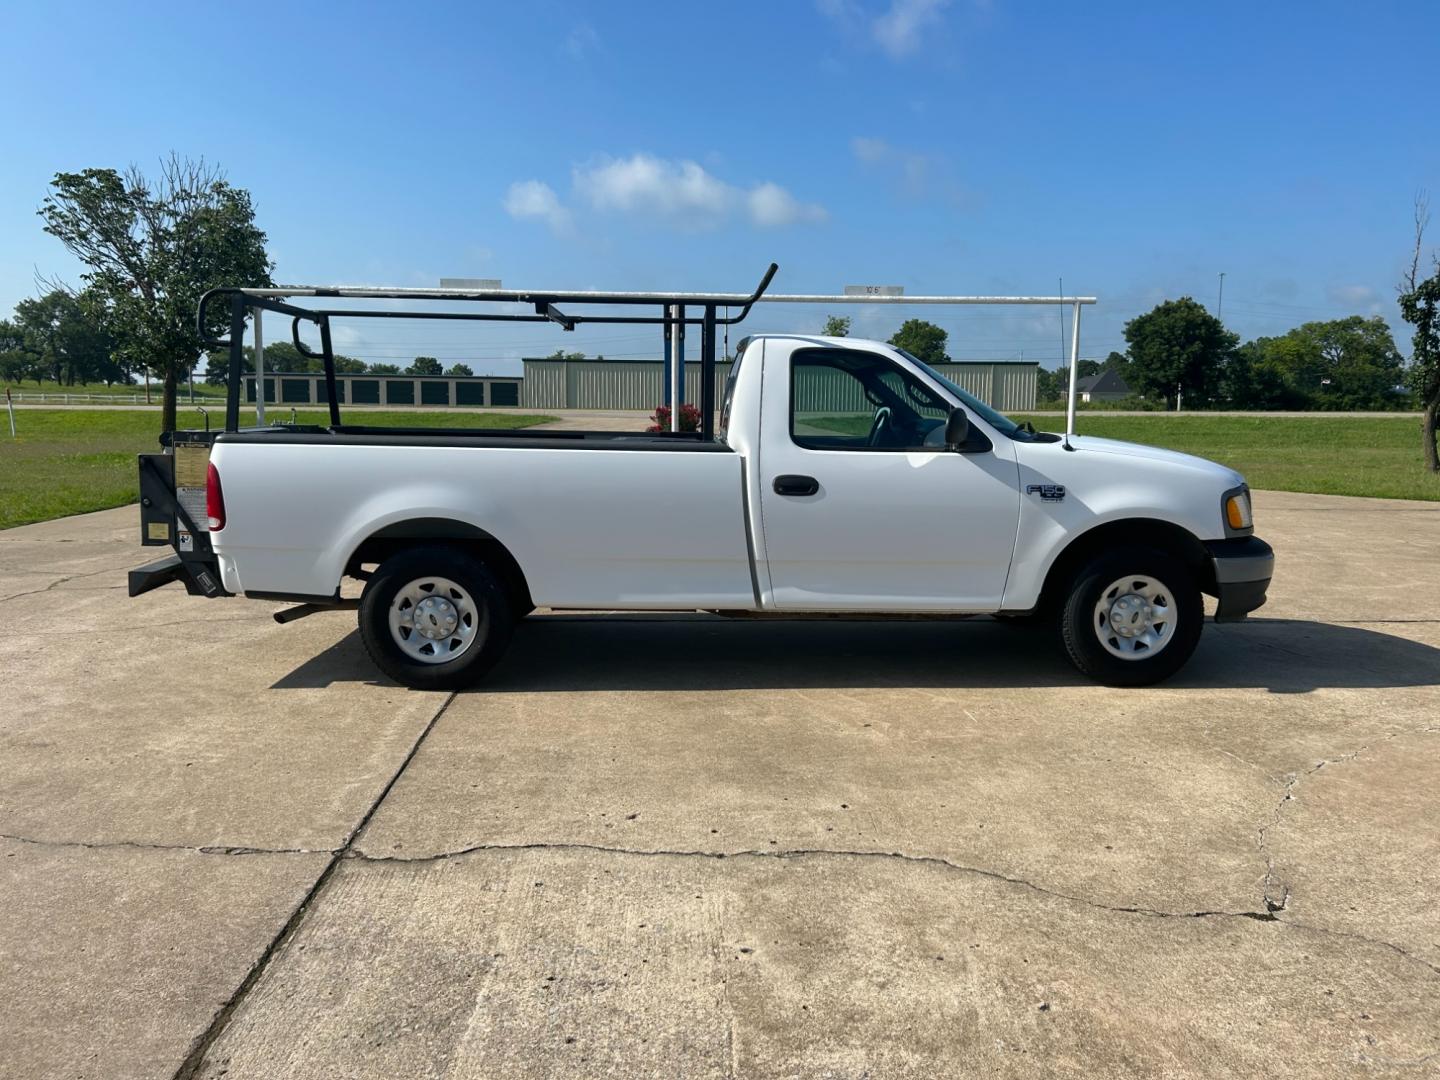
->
<box><xmin>206</xmin><ymin>462</ymin><xmax>226</xmax><ymax>531</ymax></box>
<box><xmin>1225</xmin><ymin>491</ymin><xmax>1252</xmax><ymax>531</ymax></box>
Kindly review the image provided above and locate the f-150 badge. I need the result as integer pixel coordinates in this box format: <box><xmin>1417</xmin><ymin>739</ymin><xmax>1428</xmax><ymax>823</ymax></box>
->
<box><xmin>1026</xmin><ymin>484</ymin><xmax>1066</xmax><ymax>502</ymax></box>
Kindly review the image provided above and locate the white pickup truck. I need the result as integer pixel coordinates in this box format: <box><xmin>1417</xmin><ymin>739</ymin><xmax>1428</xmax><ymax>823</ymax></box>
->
<box><xmin>131</xmin><ymin>275</ymin><xmax>1272</xmax><ymax>689</ymax></box>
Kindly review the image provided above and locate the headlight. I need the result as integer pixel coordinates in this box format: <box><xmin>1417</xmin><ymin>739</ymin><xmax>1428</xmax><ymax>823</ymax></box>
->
<box><xmin>1224</xmin><ymin>487</ymin><xmax>1253</xmax><ymax>533</ymax></box>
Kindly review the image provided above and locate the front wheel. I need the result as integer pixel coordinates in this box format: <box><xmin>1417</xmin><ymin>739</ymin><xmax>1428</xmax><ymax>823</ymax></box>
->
<box><xmin>1058</xmin><ymin>546</ymin><xmax>1203</xmax><ymax>686</ymax></box>
<box><xmin>359</xmin><ymin>546</ymin><xmax>513</xmax><ymax>690</ymax></box>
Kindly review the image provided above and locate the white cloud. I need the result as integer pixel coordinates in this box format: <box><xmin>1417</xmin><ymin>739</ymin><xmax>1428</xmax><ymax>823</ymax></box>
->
<box><xmin>747</xmin><ymin>182</ymin><xmax>828</xmax><ymax>227</ymax></box>
<box><xmin>818</xmin><ymin>0</ymin><xmax>951</xmax><ymax>60</ymax></box>
<box><xmin>851</xmin><ymin>135</ymin><xmax>967</xmax><ymax>205</ymax></box>
<box><xmin>873</xmin><ymin>0</ymin><xmax>950</xmax><ymax>58</ymax></box>
<box><xmin>502</xmin><ymin>180</ymin><xmax>572</xmax><ymax>234</ymax></box>
<box><xmin>563</xmin><ymin>22</ymin><xmax>600</xmax><ymax>59</ymax></box>
<box><xmin>850</xmin><ymin>135</ymin><xmax>891</xmax><ymax>163</ymax></box>
<box><xmin>575</xmin><ymin>154</ymin><xmax>733</xmax><ymax>221</ymax></box>
<box><xmin>564</xmin><ymin>153</ymin><xmax>825</xmax><ymax>230</ymax></box>
<box><xmin>1327</xmin><ymin>284</ymin><xmax>1378</xmax><ymax>307</ymax></box>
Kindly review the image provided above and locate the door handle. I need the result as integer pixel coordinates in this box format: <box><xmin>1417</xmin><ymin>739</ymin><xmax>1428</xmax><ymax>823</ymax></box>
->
<box><xmin>773</xmin><ymin>474</ymin><xmax>820</xmax><ymax>497</ymax></box>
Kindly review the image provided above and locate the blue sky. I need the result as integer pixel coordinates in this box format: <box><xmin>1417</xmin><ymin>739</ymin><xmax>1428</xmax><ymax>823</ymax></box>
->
<box><xmin>3</xmin><ymin>0</ymin><xmax>1437</xmax><ymax>374</ymax></box>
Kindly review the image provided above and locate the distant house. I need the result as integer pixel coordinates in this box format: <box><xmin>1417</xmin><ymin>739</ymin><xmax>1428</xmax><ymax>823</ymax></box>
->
<box><xmin>1075</xmin><ymin>369</ymin><xmax>1131</xmax><ymax>403</ymax></box>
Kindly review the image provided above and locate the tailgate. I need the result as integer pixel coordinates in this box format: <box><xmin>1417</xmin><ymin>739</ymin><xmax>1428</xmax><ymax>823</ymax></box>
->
<box><xmin>131</xmin><ymin>431</ymin><xmax>229</xmax><ymax>598</ymax></box>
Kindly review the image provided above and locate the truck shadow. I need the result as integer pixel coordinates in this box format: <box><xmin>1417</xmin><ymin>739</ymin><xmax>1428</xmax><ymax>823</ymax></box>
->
<box><xmin>272</xmin><ymin>614</ymin><xmax>1440</xmax><ymax>694</ymax></box>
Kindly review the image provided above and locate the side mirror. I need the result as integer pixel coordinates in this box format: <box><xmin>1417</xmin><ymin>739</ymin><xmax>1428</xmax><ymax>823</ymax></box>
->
<box><xmin>943</xmin><ymin>407</ymin><xmax>970</xmax><ymax>450</ymax></box>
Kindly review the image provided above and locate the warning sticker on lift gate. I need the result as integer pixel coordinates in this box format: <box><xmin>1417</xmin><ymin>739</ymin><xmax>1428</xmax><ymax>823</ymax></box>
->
<box><xmin>178</xmin><ymin>529</ymin><xmax>193</xmax><ymax>552</ymax></box>
<box><xmin>174</xmin><ymin>445</ymin><xmax>208</xmax><ymax>488</ymax></box>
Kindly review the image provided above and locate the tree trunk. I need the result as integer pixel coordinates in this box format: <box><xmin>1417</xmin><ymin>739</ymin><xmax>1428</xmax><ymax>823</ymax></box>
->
<box><xmin>1424</xmin><ymin>399</ymin><xmax>1439</xmax><ymax>473</ymax></box>
<box><xmin>162</xmin><ymin>368</ymin><xmax>178</xmax><ymax>434</ymax></box>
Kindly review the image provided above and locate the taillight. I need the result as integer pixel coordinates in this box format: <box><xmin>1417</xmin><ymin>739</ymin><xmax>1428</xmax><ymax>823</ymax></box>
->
<box><xmin>206</xmin><ymin>462</ymin><xmax>226</xmax><ymax>531</ymax></box>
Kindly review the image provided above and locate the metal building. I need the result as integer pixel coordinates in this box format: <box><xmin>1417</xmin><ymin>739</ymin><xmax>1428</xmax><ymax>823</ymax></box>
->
<box><xmin>520</xmin><ymin>357</ymin><xmax>1037</xmax><ymax>412</ymax></box>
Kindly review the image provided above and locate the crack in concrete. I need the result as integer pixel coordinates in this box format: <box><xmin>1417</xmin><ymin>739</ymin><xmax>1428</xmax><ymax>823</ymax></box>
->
<box><xmin>1256</xmin><ymin>723</ymin><xmax>1440</xmax><ymax>917</ymax></box>
<box><xmin>350</xmin><ymin>839</ymin><xmax>1440</xmax><ymax>980</ymax></box>
<box><xmin>349</xmin><ymin>839</ymin><xmax>1283</xmax><ymax>922</ymax></box>
<box><xmin>0</xmin><ymin>565</ymin><xmax>130</xmax><ymax>604</ymax></box>
<box><xmin>0</xmin><ymin>831</ymin><xmax>331</xmax><ymax>857</ymax></box>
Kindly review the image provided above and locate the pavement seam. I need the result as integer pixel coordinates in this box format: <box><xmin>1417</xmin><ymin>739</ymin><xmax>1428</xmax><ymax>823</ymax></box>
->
<box><xmin>169</xmin><ymin>690</ymin><xmax>459</xmax><ymax>1080</ymax></box>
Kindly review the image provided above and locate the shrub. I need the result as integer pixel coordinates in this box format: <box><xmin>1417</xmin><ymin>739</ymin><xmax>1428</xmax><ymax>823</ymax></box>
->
<box><xmin>647</xmin><ymin>402</ymin><xmax>702</xmax><ymax>432</ymax></box>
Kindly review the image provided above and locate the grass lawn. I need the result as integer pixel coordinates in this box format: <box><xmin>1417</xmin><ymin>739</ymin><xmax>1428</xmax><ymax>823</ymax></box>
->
<box><xmin>0</xmin><ymin>409</ymin><xmax>555</xmax><ymax>530</ymax></box>
<box><xmin>796</xmin><ymin>412</ymin><xmax>1440</xmax><ymax>502</ymax></box>
<box><xmin>1013</xmin><ymin>414</ymin><xmax>1440</xmax><ymax>502</ymax></box>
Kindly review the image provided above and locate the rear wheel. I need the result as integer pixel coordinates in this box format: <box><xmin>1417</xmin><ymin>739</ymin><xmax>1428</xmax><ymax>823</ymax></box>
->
<box><xmin>359</xmin><ymin>546</ymin><xmax>513</xmax><ymax>690</ymax></box>
<box><xmin>1058</xmin><ymin>546</ymin><xmax>1202</xmax><ymax>686</ymax></box>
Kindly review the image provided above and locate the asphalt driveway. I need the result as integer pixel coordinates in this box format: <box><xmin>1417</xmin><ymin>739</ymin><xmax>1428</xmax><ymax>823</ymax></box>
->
<box><xmin>1</xmin><ymin>491</ymin><xmax>1437</xmax><ymax>1078</ymax></box>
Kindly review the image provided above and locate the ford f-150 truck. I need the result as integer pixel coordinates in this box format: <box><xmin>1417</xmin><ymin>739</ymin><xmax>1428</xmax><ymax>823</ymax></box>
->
<box><xmin>129</xmin><ymin>270</ymin><xmax>1273</xmax><ymax>689</ymax></box>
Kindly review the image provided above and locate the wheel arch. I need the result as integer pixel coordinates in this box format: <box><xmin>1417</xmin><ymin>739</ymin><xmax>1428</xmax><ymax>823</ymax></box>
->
<box><xmin>345</xmin><ymin>517</ymin><xmax>534</xmax><ymax>616</ymax></box>
<box><xmin>1034</xmin><ymin>517</ymin><xmax>1215</xmax><ymax>614</ymax></box>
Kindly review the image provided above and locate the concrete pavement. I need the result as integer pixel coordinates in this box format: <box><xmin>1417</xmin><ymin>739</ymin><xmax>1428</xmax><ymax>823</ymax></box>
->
<box><xmin>1</xmin><ymin>492</ymin><xmax>1437</xmax><ymax>1078</ymax></box>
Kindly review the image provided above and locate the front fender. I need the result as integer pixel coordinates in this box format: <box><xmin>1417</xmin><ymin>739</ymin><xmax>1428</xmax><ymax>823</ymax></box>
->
<box><xmin>1003</xmin><ymin>445</ymin><xmax>1234</xmax><ymax>609</ymax></box>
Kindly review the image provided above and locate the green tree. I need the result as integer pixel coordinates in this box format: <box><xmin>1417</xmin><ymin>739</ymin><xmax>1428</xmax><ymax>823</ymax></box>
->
<box><xmin>12</xmin><ymin>289</ymin><xmax>121</xmax><ymax>386</ymax></box>
<box><xmin>1102</xmin><ymin>350</ymin><xmax>1130</xmax><ymax>376</ymax></box>
<box><xmin>888</xmin><ymin>319</ymin><xmax>948</xmax><ymax>366</ymax></box>
<box><xmin>1399</xmin><ymin>194</ymin><xmax>1440</xmax><ymax>471</ymax></box>
<box><xmin>203</xmin><ymin>340</ymin><xmax>369</xmax><ymax>383</ymax></box>
<box><xmin>546</xmin><ymin>348</ymin><xmax>586</xmax><ymax>360</ymax></box>
<box><xmin>445</xmin><ymin>362</ymin><xmax>474</xmax><ymax>376</ymax></box>
<box><xmin>0</xmin><ymin>319</ymin><xmax>38</xmax><ymax>384</ymax></box>
<box><xmin>409</xmin><ymin>356</ymin><xmax>442</xmax><ymax>376</ymax></box>
<box><xmin>38</xmin><ymin>157</ymin><xmax>272</xmax><ymax>431</ymax></box>
<box><xmin>1123</xmin><ymin>298</ymin><xmax>1237</xmax><ymax>409</ymax></box>
<box><xmin>1220</xmin><ymin>338</ymin><xmax>1304</xmax><ymax>409</ymax></box>
<box><xmin>1222</xmin><ymin>319</ymin><xmax>1405</xmax><ymax>411</ymax></box>
<box><xmin>368</xmin><ymin>363</ymin><xmax>401</xmax><ymax>375</ymax></box>
<box><xmin>822</xmin><ymin>315</ymin><xmax>851</xmax><ymax>337</ymax></box>
<box><xmin>1281</xmin><ymin>317</ymin><xmax>1404</xmax><ymax>410</ymax></box>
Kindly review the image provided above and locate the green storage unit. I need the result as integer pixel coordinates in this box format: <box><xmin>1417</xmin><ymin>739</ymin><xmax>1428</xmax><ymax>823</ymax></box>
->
<box><xmin>455</xmin><ymin>382</ymin><xmax>486</xmax><ymax>406</ymax></box>
<box><xmin>281</xmin><ymin>378</ymin><xmax>311</xmax><ymax>404</ymax></box>
<box><xmin>490</xmin><ymin>381</ymin><xmax>519</xmax><ymax>406</ymax></box>
<box><xmin>350</xmin><ymin>379</ymin><xmax>380</xmax><ymax>404</ymax></box>
<box><xmin>387</xmin><ymin>380</ymin><xmax>414</xmax><ymax>405</ymax></box>
<box><xmin>420</xmin><ymin>380</ymin><xmax>450</xmax><ymax>406</ymax></box>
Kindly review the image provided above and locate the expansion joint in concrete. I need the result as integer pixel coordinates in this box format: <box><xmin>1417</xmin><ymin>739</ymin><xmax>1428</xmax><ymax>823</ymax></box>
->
<box><xmin>169</xmin><ymin>690</ymin><xmax>459</xmax><ymax>1080</ymax></box>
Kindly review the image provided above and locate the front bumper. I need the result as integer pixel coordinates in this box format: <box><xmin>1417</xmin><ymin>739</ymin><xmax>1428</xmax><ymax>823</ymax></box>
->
<box><xmin>1205</xmin><ymin>536</ymin><xmax>1274</xmax><ymax>622</ymax></box>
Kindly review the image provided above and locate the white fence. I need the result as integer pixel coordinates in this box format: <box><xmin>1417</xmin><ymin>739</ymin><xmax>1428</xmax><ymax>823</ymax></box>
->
<box><xmin>7</xmin><ymin>391</ymin><xmax>228</xmax><ymax>406</ymax></box>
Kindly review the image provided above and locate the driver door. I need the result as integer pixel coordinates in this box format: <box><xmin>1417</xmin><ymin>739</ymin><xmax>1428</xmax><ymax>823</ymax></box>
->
<box><xmin>757</xmin><ymin>345</ymin><xmax>1021</xmax><ymax>611</ymax></box>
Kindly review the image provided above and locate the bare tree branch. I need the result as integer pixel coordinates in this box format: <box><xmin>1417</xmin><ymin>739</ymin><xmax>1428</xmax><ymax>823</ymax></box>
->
<box><xmin>1404</xmin><ymin>189</ymin><xmax>1429</xmax><ymax>294</ymax></box>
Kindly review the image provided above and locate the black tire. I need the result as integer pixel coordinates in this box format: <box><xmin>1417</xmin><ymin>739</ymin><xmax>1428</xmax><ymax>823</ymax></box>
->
<box><xmin>1058</xmin><ymin>545</ymin><xmax>1203</xmax><ymax>687</ymax></box>
<box><xmin>358</xmin><ymin>545</ymin><xmax>513</xmax><ymax>690</ymax></box>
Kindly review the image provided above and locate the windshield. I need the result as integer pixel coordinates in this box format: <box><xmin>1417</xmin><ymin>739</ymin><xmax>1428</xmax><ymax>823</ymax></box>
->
<box><xmin>894</xmin><ymin>348</ymin><xmax>1025</xmax><ymax>438</ymax></box>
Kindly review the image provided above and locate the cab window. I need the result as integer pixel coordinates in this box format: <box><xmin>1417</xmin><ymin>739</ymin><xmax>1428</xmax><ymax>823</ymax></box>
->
<box><xmin>789</xmin><ymin>348</ymin><xmax>951</xmax><ymax>451</ymax></box>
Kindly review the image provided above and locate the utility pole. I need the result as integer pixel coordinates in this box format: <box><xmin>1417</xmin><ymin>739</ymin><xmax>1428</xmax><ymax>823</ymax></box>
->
<box><xmin>1216</xmin><ymin>272</ymin><xmax>1226</xmax><ymax>321</ymax></box>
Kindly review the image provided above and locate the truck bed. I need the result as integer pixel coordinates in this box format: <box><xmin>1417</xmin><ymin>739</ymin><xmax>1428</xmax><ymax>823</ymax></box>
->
<box><xmin>211</xmin><ymin>424</ymin><xmax>733</xmax><ymax>452</ymax></box>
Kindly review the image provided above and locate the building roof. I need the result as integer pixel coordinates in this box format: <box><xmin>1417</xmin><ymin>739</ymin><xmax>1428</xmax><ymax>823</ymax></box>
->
<box><xmin>1075</xmin><ymin>369</ymin><xmax>1131</xmax><ymax>395</ymax></box>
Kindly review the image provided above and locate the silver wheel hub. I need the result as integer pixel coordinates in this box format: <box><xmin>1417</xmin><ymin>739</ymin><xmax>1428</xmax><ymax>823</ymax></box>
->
<box><xmin>1093</xmin><ymin>575</ymin><xmax>1175</xmax><ymax>661</ymax></box>
<box><xmin>388</xmin><ymin>576</ymin><xmax>479</xmax><ymax>664</ymax></box>
<box><xmin>412</xmin><ymin>595</ymin><xmax>459</xmax><ymax>639</ymax></box>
